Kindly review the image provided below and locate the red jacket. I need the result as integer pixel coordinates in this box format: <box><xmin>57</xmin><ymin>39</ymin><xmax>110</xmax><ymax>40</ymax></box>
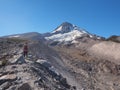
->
<box><xmin>23</xmin><ymin>45</ymin><xmax>28</xmax><ymax>52</ymax></box>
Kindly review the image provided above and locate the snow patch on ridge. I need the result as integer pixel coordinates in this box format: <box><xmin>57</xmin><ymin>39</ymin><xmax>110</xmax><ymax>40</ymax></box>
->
<box><xmin>9</xmin><ymin>35</ymin><xmax>20</xmax><ymax>38</ymax></box>
<box><xmin>45</xmin><ymin>30</ymin><xmax>91</xmax><ymax>42</ymax></box>
<box><xmin>45</xmin><ymin>22</ymin><xmax>102</xmax><ymax>44</ymax></box>
<box><xmin>52</xmin><ymin>26</ymin><xmax>63</xmax><ymax>33</ymax></box>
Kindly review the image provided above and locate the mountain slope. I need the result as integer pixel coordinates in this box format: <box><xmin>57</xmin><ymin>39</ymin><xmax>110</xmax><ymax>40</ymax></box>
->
<box><xmin>0</xmin><ymin>38</ymin><xmax>76</xmax><ymax>90</ymax></box>
<box><xmin>1</xmin><ymin>22</ymin><xmax>120</xmax><ymax>90</ymax></box>
<box><xmin>52</xmin><ymin>41</ymin><xmax>120</xmax><ymax>90</ymax></box>
<box><xmin>107</xmin><ymin>35</ymin><xmax>120</xmax><ymax>43</ymax></box>
<box><xmin>44</xmin><ymin>22</ymin><xmax>120</xmax><ymax>90</ymax></box>
<box><xmin>88</xmin><ymin>41</ymin><xmax>120</xmax><ymax>64</ymax></box>
<box><xmin>45</xmin><ymin>22</ymin><xmax>103</xmax><ymax>45</ymax></box>
<box><xmin>4</xmin><ymin>32</ymin><xmax>44</xmax><ymax>41</ymax></box>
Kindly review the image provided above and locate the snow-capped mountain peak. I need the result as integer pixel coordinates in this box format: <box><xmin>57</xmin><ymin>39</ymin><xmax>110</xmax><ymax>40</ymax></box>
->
<box><xmin>52</xmin><ymin>22</ymin><xmax>88</xmax><ymax>34</ymax></box>
<box><xmin>45</xmin><ymin>22</ymin><xmax>102</xmax><ymax>44</ymax></box>
<box><xmin>46</xmin><ymin>30</ymin><xmax>88</xmax><ymax>42</ymax></box>
<box><xmin>52</xmin><ymin>22</ymin><xmax>74</xmax><ymax>34</ymax></box>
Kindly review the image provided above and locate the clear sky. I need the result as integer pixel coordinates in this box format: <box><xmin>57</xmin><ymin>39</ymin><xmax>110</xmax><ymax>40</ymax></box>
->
<box><xmin>0</xmin><ymin>0</ymin><xmax>120</xmax><ymax>37</ymax></box>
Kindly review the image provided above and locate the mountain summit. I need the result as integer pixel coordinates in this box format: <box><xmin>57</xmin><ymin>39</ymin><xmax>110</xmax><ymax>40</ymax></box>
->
<box><xmin>52</xmin><ymin>22</ymin><xmax>87</xmax><ymax>34</ymax></box>
<box><xmin>52</xmin><ymin>22</ymin><xmax>74</xmax><ymax>34</ymax></box>
<box><xmin>45</xmin><ymin>22</ymin><xmax>102</xmax><ymax>44</ymax></box>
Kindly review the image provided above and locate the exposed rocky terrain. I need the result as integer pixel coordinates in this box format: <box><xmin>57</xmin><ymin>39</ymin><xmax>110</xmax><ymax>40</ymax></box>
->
<box><xmin>0</xmin><ymin>22</ymin><xmax>120</xmax><ymax>90</ymax></box>
<box><xmin>53</xmin><ymin>41</ymin><xmax>120</xmax><ymax>90</ymax></box>
<box><xmin>0</xmin><ymin>38</ymin><xmax>75</xmax><ymax>90</ymax></box>
<box><xmin>107</xmin><ymin>35</ymin><xmax>120</xmax><ymax>43</ymax></box>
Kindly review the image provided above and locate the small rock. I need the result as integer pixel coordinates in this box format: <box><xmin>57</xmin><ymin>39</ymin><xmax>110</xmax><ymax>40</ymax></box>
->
<box><xmin>15</xmin><ymin>55</ymin><xmax>26</xmax><ymax>64</ymax></box>
<box><xmin>60</xmin><ymin>78</ymin><xmax>70</xmax><ymax>89</ymax></box>
<box><xmin>18</xmin><ymin>83</ymin><xmax>32</xmax><ymax>90</ymax></box>
<box><xmin>0</xmin><ymin>74</ymin><xmax>17</xmax><ymax>85</ymax></box>
<box><xmin>0</xmin><ymin>82</ymin><xmax>12</xmax><ymax>90</ymax></box>
<box><xmin>12</xmin><ymin>66</ymin><xmax>17</xmax><ymax>69</ymax></box>
<box><xmin>0</xmin><ymin>74</ymin><xmax>17</xmax><ymax>80</ymax></box>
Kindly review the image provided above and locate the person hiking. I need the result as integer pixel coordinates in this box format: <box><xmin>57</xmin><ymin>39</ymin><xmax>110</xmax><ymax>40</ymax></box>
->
<box><xmin>23</xmin><ymin>42</ymin><xmax>28</xmax><ymax>57</ymax></box>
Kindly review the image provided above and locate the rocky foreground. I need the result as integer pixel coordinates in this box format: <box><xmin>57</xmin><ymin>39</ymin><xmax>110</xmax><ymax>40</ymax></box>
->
<box><xmin>0</xmin><ymin>55</ymin><xmax>76</xmax><ymax>90</ymax></box>
<box><xmin>0</xmin><ymin>38</ymin><xmax>75</xmax><ymax>90</ymax></box>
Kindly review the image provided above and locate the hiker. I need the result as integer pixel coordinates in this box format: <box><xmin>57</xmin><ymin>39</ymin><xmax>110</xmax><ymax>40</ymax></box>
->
<box><xmin>23</xmin><ymin>42</ymin><xmax>28</xmax><ymax>57</ymax></box>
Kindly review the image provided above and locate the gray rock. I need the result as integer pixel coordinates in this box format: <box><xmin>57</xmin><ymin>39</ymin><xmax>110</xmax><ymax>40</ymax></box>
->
<box><xmin>15</xmin><ymin>55</ymin><xmax>26</xmax><ymax>64</ymax></box>
<box><xmin>0</xmin><ymin>82</ymin><xmax>12</xmax><ymax>90</ymax></box>
<box><xmin>0</xmin><ymin>74</ymin><xmax>17</xmax><ymax>85</ymax></box>
<box><xmin>18</xmin><ymin>83</ymin><xmax>32</xmax><ymax>90</ymax></box>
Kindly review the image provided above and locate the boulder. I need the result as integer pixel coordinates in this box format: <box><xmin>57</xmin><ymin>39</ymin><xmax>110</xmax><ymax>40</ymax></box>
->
<box><xmin>0</xmin><ymin>82</ymin><xmax>12</xmax><ymax>90</ymax></box>
<box><xmin>0</xmin><ymin>74</ymin><xmax>17</xmax><ymax>85</ymax></box>
<box><xmin>15</xmin><ymin>55</ymin><xmax>26</xmax><ymax>64</ymax></box>
<box><xmin>18</xmin><ymin>83</ymin><xmax>32</xmax><ymax>90</ymax></box>
<box><xmin>36</xmin><ymin>59</ymin><xmax>51</xmax><ymax>68</ymax></box>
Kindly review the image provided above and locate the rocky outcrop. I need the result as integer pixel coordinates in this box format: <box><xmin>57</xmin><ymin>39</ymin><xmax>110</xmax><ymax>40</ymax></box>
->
<box><xmin>18</xmin><ymin>83</ymin><xmax>32</xmax><ymax>90</ymax></box>
<box><xmin>107</xmin><ymin>35</ymin><xmax>120</xmax><ymax>43</ymax></box>
<box><xmin>0</xmin><ymin>57</ymin><xmax>75</xmax><ymax>90</ymax></box>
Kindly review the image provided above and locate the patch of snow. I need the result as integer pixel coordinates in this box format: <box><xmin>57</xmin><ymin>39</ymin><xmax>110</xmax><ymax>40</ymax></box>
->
<box><xmin>9</xmin><ymin>35</ymin><xmax>20</xmax><ymax>38</ymax></box>
<box><xmin>45</xmin><ymin>30</ymin><xmax>88</xmax><ymax>42</ymax></box>
<box><xmin>52</xmin><ymin>26</ymin><xmax>63</xmax><ymax>33</ymax></box>
<box><xmin>97</xmin><ymin>36</ymin><xmax>101</xmax><ymax>39</ymax></box>
<box><xmin>81</xmin><ymin>30</ymin><xmax>87</xmax><ymax>34</ymax></box>
<box><xmin>71</xmin><ymin>40</ymin><xmax>79</xmax><ymax>44</ymax></box>
<box><xmin>89</xmin><ymin>35</ymin><xmax>93</xmax><ymax>38</ymax></box>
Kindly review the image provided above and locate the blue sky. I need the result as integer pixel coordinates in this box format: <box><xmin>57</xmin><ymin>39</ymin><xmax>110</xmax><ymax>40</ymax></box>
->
<box><xmin>0</xmin><ymin>0</ymin><xmax>120</xmax><ymax>37</ymax></box>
